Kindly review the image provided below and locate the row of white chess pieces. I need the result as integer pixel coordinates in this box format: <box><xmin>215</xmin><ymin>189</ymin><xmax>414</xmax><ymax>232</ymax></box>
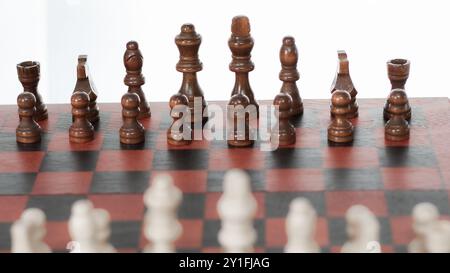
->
<box><xmin>10</xmin><ymin>169</ymin><xmax>450</xmax><ymax>253</ymax></box>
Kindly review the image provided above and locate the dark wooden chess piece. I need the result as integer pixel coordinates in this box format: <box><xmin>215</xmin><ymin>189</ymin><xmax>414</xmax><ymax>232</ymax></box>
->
<box><xmin>227</xmin><ymin>93</ymin><xmax>254</xmax><ymax>147</ymax></box>
<box><xmin>17</xmin><ymin>61</ymin><xmax>48</xmax><ymax>121</ymax></box>
<box><xmin>16</xmin><ymin>92</ymin><xmax>41</xmax><ymax>144</ymax></box>
<box><xmin>384</xmin><ymin>59</ymin><xmax>411</xmax><ymax>121</ymax></box>
<box><xmin>229</xmin><ymin>15</ymin><xmax>259</xmax><ymax>116</ymax></box>
<box><xmin>330</xmin><ymin>51</ymin><xmax>358</xmax><ymax>118</ymax></box>
<box><xmin>167</xmin><ymin>93</ymin><xmax>192</xmax><ymax>146</ymax></box>
<box><xmin>271</xmin><ymin>93</ymin><xmax>296</xmax><ymax>146</ymax></box>
<box><xmin>385</xmin><ymin>89</ymin><xmax>410</xmax><ymax>141</ymax></box>
<box><xmin>73</xmin><ymin>55</ymin><xmax>99</xmax><ymax>123</ymax></box>
<box><xmin>124</xmin><ymin>41</ymin><xmax>151</xmax><ymax>119</ymax></box>
<box><xmin>279</xmin><ymin>36</ymin><xmax>303</xmax><ymax>117</ymax></box>
<box><xmin>69</xmin><ymin>91</ymin><xmax>94</xmax><ymax>143</ymax></box>
<box><xmin>120</xmin><ymin>92</ymin><xmax>145</xmax><ymax>144</ymax></box>
<box><xmin>175</xmin><ymin>23</ymin><xmax>207</xmax><ymax>126</ymax></box>
<box><xmin>328</xmin><ymin>90</ymin><xmax>354</xmax><ymax>143</ymax></box>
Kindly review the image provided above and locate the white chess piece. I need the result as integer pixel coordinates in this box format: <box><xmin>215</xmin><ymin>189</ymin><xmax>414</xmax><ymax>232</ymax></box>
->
<box><xmin>68</xmin><ymin>200</ymin><xmax>98</xmax><ymax>253</ymax></box>
<box><xmin>424</xmin><ymin>220</ymin><xmax>450</xmax><ymax>253</ymax></box>
<box><xmin>11</xmin><ymin>208</ymin><xmax>51</xmax><ymax>253</ymax></box>
<box><xmin>408</xmin><ymin>202</ymin><xmax>440</xmax><ymax>253</ymax></box>
<box><xmin>284</xmin><ymin>198</ymin><xmax>320</xmax><ymax>253</ymax></box>
<box><xmin>218</xmin><ymin>169</ymin><xmax>257</xmax><ymax>253</ymax></box>
<box><xmin>341</xmin><ymin>205</ymin><xmax>380</xmax><ymax>253</ymax></box>
<box><xmin>143</xmin><ymin>173</ymin><xmax>183</xmax><ymax>253</ymax></box>
<box><xmin>93</xmin><ymin>208</ymin><xmax>116</xmax><ymax>253</ymax></box>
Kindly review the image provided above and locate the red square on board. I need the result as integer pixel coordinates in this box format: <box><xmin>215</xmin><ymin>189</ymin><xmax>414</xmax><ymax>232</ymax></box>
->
<box><xmin>390</xmin><ymin>216</ymin><xmax>413</xmax><ymax>245</ymax></box>
<box><xmin>265</xmin><ymin>217</ymin><xmax>329</xmax><ymax>248</ymax></box>
<box><xmin>96</xmin><ymin>150</ymin><xmax>152</xmax><ymax>172</ymax></box>
<box><xmin>204</xmin><ymin>192</ymin><xmax>265</xmax><ymax>220</ymax></box>
<box><xmin>266</xmin><ymin>169</ymin><xmax>325</xmax><ymax>192</ymax></box>
<box><xmin>0</xmin><ymin>152</ymin><xmax>44</xmax><ymax>173</ymax></box>
<box><xmin>382</xmin><ymin>167</ymin><xmax>442</xmax><ymax>190</ymax></box>
<box><xmin>208</xmin><ymin>148</ymin><xmax>264</xmax><ymax>171</ymax></box>
<box><xmin>0</xmin><ymin>196</ymin><xmax>28</xmax><ymax>222</ymax></box>
<box><xmin>33</xmin><ymin>172</ymin><xmax>93</xmax><ymax>195</ymax></box>
<box><xmin>150</xmin><ymin>170</ymin><xmax>207</xmax><ymax>193</ymax></box>
<box><xmin>325</xmin><ymin>191</ymin><xmax>387</xmax><ymax>217</ymax></box>
<box><xmin>176</xmin><ymin>220</ymin><xmax>203</xmax><ymax>249</ymax></box>
<box><xmin>294</xmin><ymin>128</ymin><xmax>321</xmax><ymax>148</ymax></box>
<box><xmin>47</xmin><ymin>132</ymin><xmax>104</xmax><ymax>151</ymax></box>
<box><xmin>45</xmin><ymin>221</ymin><xmax>71</xmax><ymax>251</ymax></box>
<box><xmin>88</xmin><ymin>194</ymin><xmax>144</xmax><ymax>221</ymax></box>
<box><xmin>323</xmin><ymin>147</ymin><xmax>379</xmax><ymax>168</ymax></box>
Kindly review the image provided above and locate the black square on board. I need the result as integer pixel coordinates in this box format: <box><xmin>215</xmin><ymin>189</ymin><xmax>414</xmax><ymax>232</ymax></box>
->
<box><xmin>152</xmin><ymin>150</ymin><xmax>209</xmax><ymax>170</ymax></box>
<box><xmin>0</xmin><ymin>223</ymin><xmax>11</xmax><ymax>249</ymax></box>
<box><xmin>378</xmin><ymin>147</ymin><xmax>437</xmax><ymax>167</ymax></box>
<box><xmin>0</xmin><ymin>173</ymin><xmax>36</xmax><ymax>195</ymax></box>
<box><xmin>265</xmin><ymin>192</ymin><xmax>325</xmax><ymax>217</ymax></box>
<box><xmin>179</xmin><ymin>193</ymin><xmax>205</xmax><ymax>219</ymax></box>
<box><xmin>110</xmin><ymin>221</ymin><xmax>141</xmax><ymax>249</ymax></box>
<box><xmin>27</xmin><ymin>195</ymin><xmax>86</xmax><ymax>221</ymax></box>
<box><xmin>385</xmin><ymin>190</ymin><xmax>450</xmax><ymax>216</ymax></box>
<box><xmin>40</xmin><ymin>151</ymin><xmax>99</xmax><ymax>172</ymax></box>
<box><xmin>91</xmin><ymin>171</ymin><xmax>150</xmax><ymax>194</ymax></box>
<box><xmin>265</xmin><ymin>148</ymin><xmax>323</xmax><ymax>169</ymax></box>
<box><xmin>324</xmin><ymin>168</ymin><xmax>383</xmax><ymax>190</ymax></box>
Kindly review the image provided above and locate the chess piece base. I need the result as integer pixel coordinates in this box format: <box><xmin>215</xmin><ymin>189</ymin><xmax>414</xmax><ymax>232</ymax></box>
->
<box><xmin>69</xmin><ymin>127</ymin><xmax>94</xmax><ymax>144</ymax></box>
<box><xmin>227</xmin><ymin>139</ymin><xmax>254</xmax><ymax>147</ymax></box>
<box><xmin>120</xmin><ymin>128</ymin><xmax>145</xmax><ymax>145</ymax></box>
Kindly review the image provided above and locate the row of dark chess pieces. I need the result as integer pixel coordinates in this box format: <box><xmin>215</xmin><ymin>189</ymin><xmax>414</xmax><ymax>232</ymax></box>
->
<box><xmin>14</xmin><ymin>15</ymin><xmax>411</xmax><ymax>146</ymax></box>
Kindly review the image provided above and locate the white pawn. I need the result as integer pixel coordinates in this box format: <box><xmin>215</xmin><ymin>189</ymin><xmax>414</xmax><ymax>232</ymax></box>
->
<box><xmin>68</xmin><ymin>200</ymin><xmax>98</xmax><ymax>253</ymax></box>
<box><xmin>408</xmin><ymin>202</ymin><xmax>440</xmax><ymax>253</ymax></box>
<box><xmin>341</xmin><ymin>205</ymin><xmax>381</xmax><ymax>253</ymax></box>
<box><xmin>284</xmin><ymin>198</ymin><xmax>319</xmax><ymax>253</ymax></box>
<box><xmin>218</xmin><ymin>169</ymin><xmax>257</xmax><ymax>253</ymax></box>
<box><xmin>424</xmin><ymin>220</ymin><xmax>450</xmax><ymax>253</ymax></box>
<box><xmin>11</xmin><ymin>208</ymin><xmax>51</xmax><ymax>253</ymax></box>
<box><xmin>93</xmin><ymin>208</ymin><xmax>116</xmax><ymax>253</ymax></box>
<box><xmin>144</xmin><ymin>174</ymin><xmax>183</xmax><ymax>253</ymax></box>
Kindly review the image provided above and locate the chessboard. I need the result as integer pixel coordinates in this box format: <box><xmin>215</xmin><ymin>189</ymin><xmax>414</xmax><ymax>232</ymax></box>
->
<box><xmin>0</xmin><ymin>97</ymin><xmax>449</xmax><ymax>253</ymax></box>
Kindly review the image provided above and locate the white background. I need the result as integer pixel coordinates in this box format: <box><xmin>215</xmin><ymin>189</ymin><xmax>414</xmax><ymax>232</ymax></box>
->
<box><xmin>0</xmin><ymin>0</ymin><xmax>449</xmax><ymax>105</ymax></box>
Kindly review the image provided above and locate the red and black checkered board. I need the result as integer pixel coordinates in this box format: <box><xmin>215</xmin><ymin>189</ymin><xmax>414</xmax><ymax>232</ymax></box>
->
<box><xmin>0</xmin><ymin>98</ymin><xmax>449</xmax><ymax>253</ymax></box>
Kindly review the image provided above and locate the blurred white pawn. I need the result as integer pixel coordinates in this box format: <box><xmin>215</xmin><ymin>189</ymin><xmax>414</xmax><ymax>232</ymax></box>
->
<box><xmin>68</xmin><ymin>200</ymin><xmax>98</xmax><ymax>253</ymax></box>
<box><xmin>143</xmin><ymin>174</ymin><xmax>183</xmax><ymax>253</ymax></box>
<box><xmin>11</xmin><ymin>208</ymin><xmax>51</xmax><ymax>253</ymax></box>
<box><xmin>218</xmin><ymin>169</ymin><xmax>257</xmax><ymax>253</ymax></box>
<box><xmin>341</xmin><ymin>205</ymin><xmax>381</xmax><ymax>253</ymax></box>
<box><xmin>424</xmin><ymin>220</ymin><xmax>450</xmax><ymax>253</ymax></box>
<box><xmin>408</xmin><ymin>202</ymin><xmax>440</xmax><ymax>253</ymax></box>
<box><xmin>284</xmin><ymin>198</ymin><xmax>319</xmax><ymax>253</ymax></box>
<box><xmin>93</xmin><ymin>208</ymin><xmax>116</xmax><ymax>253</ymax></box>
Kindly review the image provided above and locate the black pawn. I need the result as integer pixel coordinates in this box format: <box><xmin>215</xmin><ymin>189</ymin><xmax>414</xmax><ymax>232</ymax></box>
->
<box><xmin>227</xmin><ymin>93</ymin><xmax>254</xmax><ymax>147</ymax></box>
<box><xmin>69</xmin><ymin>91</ymin><xmax>94</xmax><ymax>143</ymax></box>
<box><xmin>328</xmin><ymin>90</ymin><xmax>354</xmax><ymax>143</ymax></box>
<box><xmin>167</xmin><ymin>93</ymin><xmax>192</xmax><ymax>146</ymax></box>
<box><xmin>385</xmin><ymin>89</ymin><xmax>410</xmax><ymax>141</ymax></box>
<box><xmin>271</xmin><ymin>93</ymin><xmax>296</xmax><ymax>146</ymax></box>
<box><xmin>120</xmin><ymin>92</ymin><xmax>145</xmax><ymax>144</ymax></box>
<box><xmin>16</xmin><ymin>92</ymin><xmax>41</xmax><ymax>144</ymax></box>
